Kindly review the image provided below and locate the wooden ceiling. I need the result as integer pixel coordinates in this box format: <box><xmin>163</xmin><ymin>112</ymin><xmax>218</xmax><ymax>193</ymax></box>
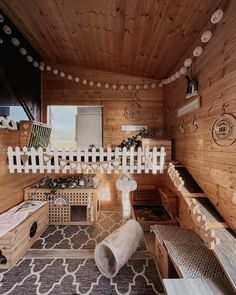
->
<box><xmin>0</xmin><ymin>0</ymin><xmax>223</xmax><ymax>79</ymax></box>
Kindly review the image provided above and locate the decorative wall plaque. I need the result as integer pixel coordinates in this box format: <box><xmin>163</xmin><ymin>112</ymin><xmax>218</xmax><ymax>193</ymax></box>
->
<box><xmin>121</xmin><ymin>125</ymin><xmax>147</xmax><ymax>132</ymax></box>
<box><xmin>212</xmin><ymin>113</ymin><xmax>236</xmax><ymax>146</ymax></box>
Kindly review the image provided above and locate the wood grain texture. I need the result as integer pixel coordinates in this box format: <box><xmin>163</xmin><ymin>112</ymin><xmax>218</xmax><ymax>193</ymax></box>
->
<box><xmin>163</xmin><ymin>278</ymin><xmax>235</xmax><ymax>295</ymax></box>
<box><xmin>0</xmin><ymin>0</ymin><xmax>222</xmax><ymax>79</ymax></box>
<box><xmin>164</xmin><ymin>0</ymin><xmax>236</xmax><ymax>230</ymax></box>
<box><xmin>41</xmin><ymin>64</ymin><xmax>164</xmax><ymax>147</ymax></box>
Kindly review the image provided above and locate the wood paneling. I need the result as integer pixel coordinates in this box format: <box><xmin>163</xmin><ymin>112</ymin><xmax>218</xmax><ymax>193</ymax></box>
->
<box><xmin>41</xmin><ymin>64</ymin><xmax>164</xmax><ymax>147</ymax></box>
<box><xmin>0</xmin><ymin>130</ymin><xmax>42</xmax><ymax>214</ymax></box>
<box><xmin>164</xmin><ymin>1</ymin><xmax>236</xmax><ymax>230</ymax></box>
<box><xmin>0</xmin><ymin>0</ymin><xmax>222</xmax><ymax>79</ymax></box>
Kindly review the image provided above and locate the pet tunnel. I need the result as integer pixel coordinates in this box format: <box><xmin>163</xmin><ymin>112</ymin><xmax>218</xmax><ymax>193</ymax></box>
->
<box><xmin>94</xmin><ymin>219</ymin><xmax>143</xmax><ymax>278</ymax></box>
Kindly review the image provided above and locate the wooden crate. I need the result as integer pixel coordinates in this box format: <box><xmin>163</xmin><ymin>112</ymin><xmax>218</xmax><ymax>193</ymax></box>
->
<box><xmin>24</xmin><ymin>185</ymin><xmax>100</xmax><ymax>225</ymax></box>
<box><xmin>158</xmin><ymin>186</ymin><xmax>178</xmax><ymax>219</ymax></box>
<box><xmin>132</xmin><ymin>184</ymin><xmax>161</xmax><ymax>205</ymax></box>
<box><xmin>0</xmin><ymin>202</ymin><xmax>49</xmax><ymax>269</ymax></box>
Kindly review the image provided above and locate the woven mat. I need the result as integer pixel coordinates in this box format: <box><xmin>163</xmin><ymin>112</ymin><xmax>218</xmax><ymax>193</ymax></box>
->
<box><xmin>0</xmin><ymin>258</ymin><xmax>164</xmax><ymax>295</ymax></box>
<box><xmin>32</xmin><ymin>210</ymin><xmax>147</xmax><ymax>251</ymax></box>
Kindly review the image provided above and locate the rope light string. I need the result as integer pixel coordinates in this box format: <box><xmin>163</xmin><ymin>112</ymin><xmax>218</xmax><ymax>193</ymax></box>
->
<box><xmin>0</xmin><ymin>8</ymin><xmax>224</xmax><ymax>89</ymax></box>
<box><xmin>159</xmin><ymin>9</ymin><xmax>224</xmax><ymax>88</ymax></box>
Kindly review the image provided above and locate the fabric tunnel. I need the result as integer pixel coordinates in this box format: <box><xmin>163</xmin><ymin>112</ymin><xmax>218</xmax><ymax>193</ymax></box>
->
<box><xmin>94</xmin><ymin>219</ymin><xmax>143</xmax><ymax>278</ymax></box>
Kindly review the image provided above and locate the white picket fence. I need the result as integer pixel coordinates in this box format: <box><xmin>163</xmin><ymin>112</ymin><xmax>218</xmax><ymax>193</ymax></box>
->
<box><xmin>7</xmin><ymin>146</ymin><xmax>166</xmax><ymax>174</ymax></box>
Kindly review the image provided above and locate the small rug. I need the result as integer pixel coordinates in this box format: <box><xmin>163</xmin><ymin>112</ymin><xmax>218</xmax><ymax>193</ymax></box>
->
<box><xmin>32</xmin><ymin>211</ymin><xmax>147</xmax><ymax>251</ymax></box>
<box><xmin>0</xmin><ymin>258</ymin><xmax>164</xmax><ymax>295</ymax></box>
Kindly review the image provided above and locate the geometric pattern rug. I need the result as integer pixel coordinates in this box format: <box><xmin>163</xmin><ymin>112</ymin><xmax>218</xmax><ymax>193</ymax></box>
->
<box><xmin>31</xmin><ymin>211</ymin><xmax>147</xmax><ymax>251</ymax></box>
<box><xmin>0</xmin><ymin>258</ymin><xmax>165</xmax><ymax>295</ymax></box>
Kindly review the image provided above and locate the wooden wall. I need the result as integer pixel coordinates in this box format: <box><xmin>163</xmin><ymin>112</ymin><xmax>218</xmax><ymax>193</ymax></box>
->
<box><xmin>41</xmin><ymin>64</ymin><xmax>164</xmax><ymax>208</ymax></box>
<box><xmin>41</xmin><ymin>64</ymin><xmax>163</xmax><ymax>146</ymax></box>
<box><xmin>163</xmin><ymin>1</ymin><xmax>236</xmax><ymax>230</ymax></box>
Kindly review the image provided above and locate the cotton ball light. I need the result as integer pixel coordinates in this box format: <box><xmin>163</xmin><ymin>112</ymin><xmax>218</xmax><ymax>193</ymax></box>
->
<box><xmin>143</xmin><ymin>84</ymin><xmax>148</xmax><ymax>89</ymax></box>
<box><xmin>159</xmin><ymin>81</ymin><xmax>163</xmax><ymax>88</ymax></box>
<box><xmin>211</xmin><ymin>9</ymin><xmax>224</xmax><ymax>24</ymax></box>
<box><xmin>53</xmin><ymin>69</ymin><xmax>58</xmax><ymax>75</ymax></box>
<box><xmin>89</xmin><ymin>80</ymin><xmax>94</xmax><ymax>86</ymax></box>
<box><xmin>96</xmin><ymin>82</ymin><xmax>102</xmax><ymax>88</ymax></box>
<box><xmin>175</xmin><ymin>71</ymin><xmax>181</xmax><ymax>79</ymax></box>
<box><xmin>120</xmin><ymin>84</ymin><xmax>125</xmax><ymax>90</ymax></box>
<box><xmin>3</xmin><ymin>25</ymin><xmax>11</xmax><ymax>35</ymax></box>
<box><xmin>20</xmin><ymin>48</ymin><xmax>27</xmax><ymax>55</ymax></box>
<box><xmin>135</xmin><ymin>84</ymin><xmax>140</xmax><ymax>90</ymax></box>
<box><xmin>75</xmin><ymin>77</ymin><xmax>80</xmax><ymax>83</ymax></box>
<box><xmin>67</xmin><ymin>74</ymin><xmax>73</xmax><ymax>80</ymax></box>
<box><xmin>60</xmin><ymin>72</ymin><xmax>65</xmax><ymax>78</ymax></box>
<box><xmin>26</xmin><ymin>55</ymin><xmax>33</xmax><ymax>62</ymax></box>
<box><xmin>0</xmin><ymin>38</ymin><xmax>3</xmax><ymax>44</ymax></box>
<box><xmin>82</xmin><ymin>79</ymin><xmax>87</xmax><ymax>85</ymax></box>
<box><xmin>184</xmin><ymin>58</ymin><xmax>192</xmax><ymax>68</ymax></box>
<box><xmin>193</xmin><ymin>46</ymin><xmax>203</xmax><ymax>57</ymax></box>
<box><xmin>33</xmin><ymin>61</ymin><xmax>39</xmax><ymax>67</ymax></box>
<box><xmin>201</xmin><ymin>31</ymin><xmax>212</xmax><ymax>43</ymax></box>
<box><xmin>112</xmin><ymin>84</ymin><xmax>117</xmax><ymax>90</ymax></box>
<box><xmin>127</xmin><ymin>85</ymin><xmax>132</xmax><ymax>90</ymax></box>
<box><xmin>180</xmin><ymin>66</ymin><xmax>187</xmax><ymax>75</ymax></box>
<box><xmin>170</xmin><ymin>75</ymin><xmax>176</xmax><ymax>82</ymax></box>
<box><xmin>151</xmin><ymin>83</ymin><xmax>156</xmax><ymax>88</ymax></box>
<box><xmin>104</xmin><ymin>83</ymin><xmax>109</xmax><ymax>89</ymax></box>
<box><xmin>39</xmin><ymin>64</ymin><xmax>45</xmax><ymax>71</ymax></box>
<box><xmin>11</xmin><ymin>37</ymin><xmax>20</xmax><ymax>46</ymax></box>
<box><xmin>0</xmin><ymin>14</ymin><xmax>4</xmax><ymax>23</ymax></box>
<box><xmin>46</xmin><ymin>65</ymin><xmax>51</xmax><ymax>71</ymax></box>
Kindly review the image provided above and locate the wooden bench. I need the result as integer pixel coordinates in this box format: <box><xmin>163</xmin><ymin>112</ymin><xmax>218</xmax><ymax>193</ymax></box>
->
<box><xmin>163</xmin><ymin>278</ymin><xmax>235</xmax><ymax>295</ymax></box>
<box><xmin>150</xmin><ymin>224</ymin><xmax>204</xmax><ymax>278</ymax></box>
<box><xmin>0</xmin><ymin>201</ymin><xmax>49</xmax><ymax>269</ymax></box>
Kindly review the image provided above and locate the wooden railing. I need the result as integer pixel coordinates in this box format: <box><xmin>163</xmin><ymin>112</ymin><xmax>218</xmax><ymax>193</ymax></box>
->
<box><xmin>7</xmin><ymin>146</ymin><xmax>166</xmax><ymax>174</ymax></box>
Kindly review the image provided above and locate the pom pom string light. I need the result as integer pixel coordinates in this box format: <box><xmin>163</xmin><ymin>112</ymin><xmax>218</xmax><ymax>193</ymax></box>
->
<box><xmin>159</xmin><ymin>8</ymin><xmax>224</xmax><ymax>87</ymax></box>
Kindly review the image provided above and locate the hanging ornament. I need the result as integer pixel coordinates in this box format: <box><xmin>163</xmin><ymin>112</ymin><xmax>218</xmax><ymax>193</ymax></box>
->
<box><xmin>26</xmin><ymin>55</ymin><xmax>33</xmax><ymax>62</ymax></box>
<box><xmin>193</xmin><ymin>46</ymin><xmax>203</xmax><ymax>57</ymax></box>
<box><xmin>46</xmin><ymin>65</ymin><xmax>52</xmax><ymax>71</ymax></box>
<box><xmin>112</xmin><ymin>84</ymin><xmax>117</xmax><ymax>90</ymax></box>
<box><xmin>3</xmin><ymin>25</ymin><xmax>11</xmax><ymax>35</ymax></box>
<box><xmin>0</xmin><ymin>14</ymin><xmax>4</xmax><ymax>23</ymax></box>
<box><xmin>82</xmin><ymin>79</ymin><xmax>87</xmax><ymax>84</ymax></box>
<box><xmin>33</xmin><ymin>61</ymin><xmax>39</xmax><ymax>67</ymax></box>
<box><xmin>104</xmin><ymin>83</ymin><xmax>109</xmax><ymax>89</ymax></box>
<box><xmin>20</xmin><ymin>48</ymin><xmax>27</xmax><ymax>55</ymax></box>
<box><xmin>67</xmin><ymin>74</ymin><xmax>73</xmax><ymax>80</ymax></box>
<box><xmin>184</xmin><ymin>58</ymin><xmax>192</xmax><ymax>67</ymax></box>
<box><xmin>180</xmin><ymin>66</ymin><xmax>187</xmax><ymax>75</ymax></box>
<box><xmin>96</xmin><ymin>82</ymin><xmax>102</xmax><ymax>88</ymax></box>
<box><xmin>89</xmin><ymin>80</ymin><xmax>94</xmax><ymax>86</ymax></box>
<box><xmin>75</xmin><ymin>77</ymin><xmax>80</xmax><ymax>83</ymax></box>
<box><xmin>151</xmin><ymin>83</ymin><xmax>156</xmax><ymax>88</ymax></box>
<box><xmin>60</xmin><ymin>72</ymin><xmax>65</xmax><ymax>77</ymax></box>
<box><xmin>11</xmin><ymin>37</ymin><xmax>20</xmax><ymax>46</ymax></box>
<box><xmin>211</xmin><ymin>9</ymin><xmax>224</xmax><ymax>24</ymax></box>
<box><xmin>201</xmin><ymin>30</ymin><xmax>212</xmax><ymax>43</ymax></box>
<box><xmin>53</xmin><ymin>69</ymin><xmax>58</xmax><ymax>75</ymax></box>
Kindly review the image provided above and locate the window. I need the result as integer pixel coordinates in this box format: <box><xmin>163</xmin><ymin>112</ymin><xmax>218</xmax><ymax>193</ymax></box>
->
<box><xmin>47</xmin><ymin>105</ymin><xmax>102</xmax><ymax>149</ymax></box>
<box><xmin>0</xmin><ymin>106</ymin><xmax>28</xmax><ymax>121</ymax></box>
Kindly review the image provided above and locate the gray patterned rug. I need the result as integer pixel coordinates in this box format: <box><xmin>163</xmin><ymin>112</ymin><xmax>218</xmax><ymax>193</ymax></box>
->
<box><xmin>0</xmin><ymin>258</ymin><xmax>164</xmax><ymax>295</ymax></box>
<box><xmin>32</xmin><ymin>211</ymin><xmax>147</xmax><ymax>251</ymax></box>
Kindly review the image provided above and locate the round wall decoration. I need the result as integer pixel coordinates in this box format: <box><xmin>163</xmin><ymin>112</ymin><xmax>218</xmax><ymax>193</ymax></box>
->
<box><xmin>212</xmin><ymin>113</ymin><xmax>236</xmax><ymax>146</ymax></box>
<box><xmin>124</xmin><ymin>103</ymin><xmax>141</xmax><ymax>121</ymax></box>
